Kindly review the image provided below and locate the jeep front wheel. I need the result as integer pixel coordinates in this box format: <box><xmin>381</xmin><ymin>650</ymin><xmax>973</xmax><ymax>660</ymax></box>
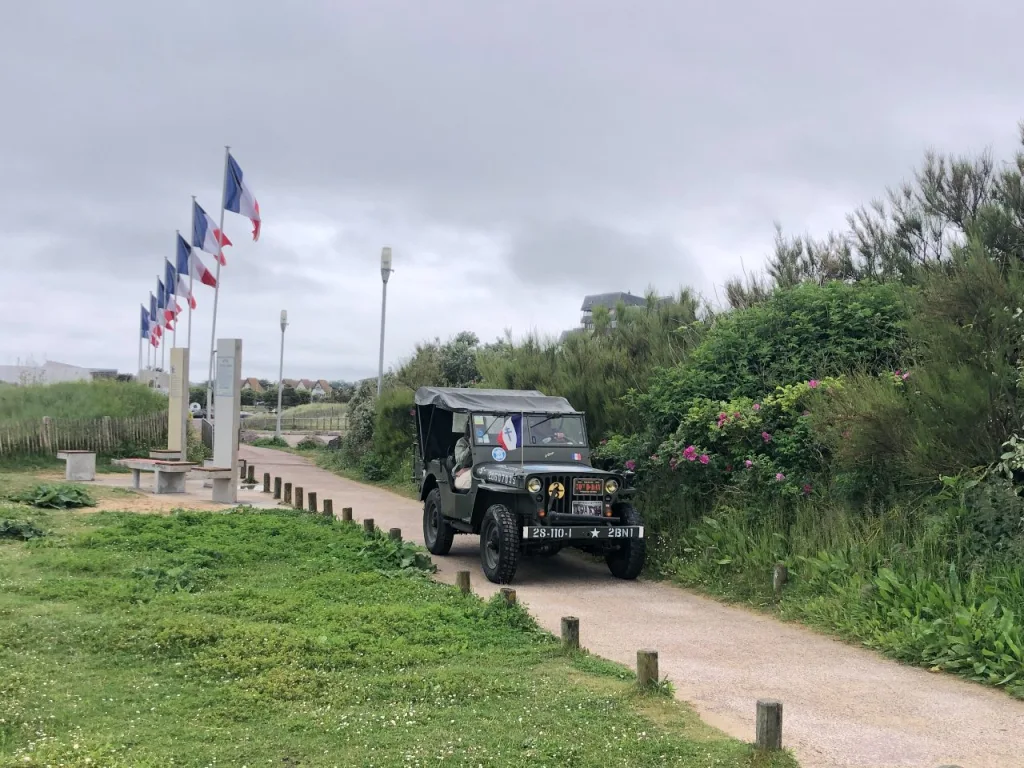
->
<box><xmin>479</xmin><ymin>504</ymin><xmax>520</xmax><ymax>584</ymax></box>
<box><xmin>423</xmin><ymin>489</ymin><xmax>454</xmax><ymax>555</ymax></box>
<box><xmin>606</xmin><ymin>503</ymin><xmax>646</xmax><ymax>580</ymax></box>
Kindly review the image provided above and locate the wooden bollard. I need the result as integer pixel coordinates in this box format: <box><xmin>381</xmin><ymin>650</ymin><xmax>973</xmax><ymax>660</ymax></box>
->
<box><xmin>273</xmin><ymin>477</ymin><xmax>282</xmax><ymax>499</ymax></box>
<box><xmin>263</xmin><ymin>472</ymin><xmax>271</xmax><ymax>493</ymax></box>
<box><xmin>388</xmin><ymin>527</ymin><xmax>402</xmax><ymax>541</ymax></box>
<box><xmin>637</xmin><ymin>649</ymin><xmax>659</xmax><ymax>687</ymax></box>
<box><xmin>322</xmin><ymin>499</ymin><xmax>334</xmax><ymax>519</ymax></box>
<box><xmin>561</xmin><ymin>616</ymin><xmax>580</xmax><ymax>650</ymax></box>
<box><xmin>499</xmin><ymin>587</ymin><xmax>517</xmax><ymax>606</ymax></box>
<box><xmin>341</xmin><ymin>507</ymin><xmax>353</xmax><ymax>522</ymax></box>
<box><xmin>283</xmin><ymin>483</ymin><xmax>292</xmax><ymax>504</ymax></box>
<box><xmin>294</xmin><ymin>486</ymin><xmax>304</xmax><ymax>510</ymax></box>
<box><xmin>755</xmin><ymin>700</ymin><xmax>783</xmax><ymax>750</ymax></box>
<box><xmin>772</xmin><ymin>563</ymin><xmax>789</xmax><ymax>599</ymax></box>
<box><xmin>239</xmin><ymin>460</ymin><xmax>247</xmax><ymax>480</ymax></box>
<box><xmin>455</xmin><ymin>570</ymin><xmax>471</xmax><ymax>594</ymax></box>
<box><xmin>246</xmin><ymin>464</ymin><xmax>255</xmax><ymax>483</ymax></box>
<box><xmin>363</xmin><ymin>518</ymin><xmax>375</xmax><ymax>534</ymax></box>
<box><xmin>308</xmin><ymin>491</ymin><xmax>317</xmax><ymax>514</ymax></box>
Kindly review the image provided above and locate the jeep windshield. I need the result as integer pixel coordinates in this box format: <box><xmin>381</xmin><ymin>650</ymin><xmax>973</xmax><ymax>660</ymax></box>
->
<box><xmin>470</xmin><ymin>413</ymin><xmax>587</xmax><ymax>447</ymax></box>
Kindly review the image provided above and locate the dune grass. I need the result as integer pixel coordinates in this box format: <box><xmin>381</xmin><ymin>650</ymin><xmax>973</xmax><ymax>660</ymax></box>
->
<box><xmin>0</xmin><ymin>380</ymin><xmax>166</xmax><ymax>423</ymax></box>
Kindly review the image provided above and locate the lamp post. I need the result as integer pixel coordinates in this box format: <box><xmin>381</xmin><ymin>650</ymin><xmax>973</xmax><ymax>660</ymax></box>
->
<box><xmin>275</xmin><ymin>309</ymin><xmax>288</xmax><ymax>438</ymax></box>
<box><xmin>377</xmin><ymin>247</ymin><xmax>393</xmax><ymax>397</ymax></box>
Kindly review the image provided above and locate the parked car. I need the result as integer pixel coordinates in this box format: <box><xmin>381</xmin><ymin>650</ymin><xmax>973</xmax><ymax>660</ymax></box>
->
<box><xmin>413</xmin><ymin>386</ymin><xmax>646</xmax><ymax>584</ymax></box>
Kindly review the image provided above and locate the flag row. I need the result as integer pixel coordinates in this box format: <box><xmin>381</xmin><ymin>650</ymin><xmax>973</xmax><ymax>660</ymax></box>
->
<box><xmin>139</xmin><ymin>151</ymin><xmax>261</xmax><ymax>349</ymax></box>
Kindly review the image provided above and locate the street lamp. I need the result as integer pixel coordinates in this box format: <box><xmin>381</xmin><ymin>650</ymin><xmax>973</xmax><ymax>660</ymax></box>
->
<box><xmin>275</xmin><ymin>309</ymin><xmax>288</xmax><ymax>437</ymax></box>
<box><xmin>377</xmin><ymin>247</ymin><xmax>393</xmax><ymax>397</ymax></box>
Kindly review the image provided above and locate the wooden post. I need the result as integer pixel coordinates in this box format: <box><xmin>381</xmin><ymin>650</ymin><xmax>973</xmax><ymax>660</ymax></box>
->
<box><xmin>246</xmin><ymin>464</ymin><xmax>255</xmax><ymax>483</ymax></box>
<box><xmin>239</xmin><ymin>459</ymin><xmax>247</xmax><ymax>479</ymax></box>
<box><xmin>308</xmin><ymin>491</ymin><xmax>317</xmax><ymax>513</ymax></box>
<box><xmin>294</xmin><ymin>486</ymin><xmax>304</xmax><ymax>510</ymax></box>
<box><xmin>342</xmin><ymin>506</ymin><xmax>353</xmax><ymax>522</ymax></box>
<box><xmin>363</xmin><ymin>518</ymin><xmax>375</xmax><ymax>534</ymax></box>
<box><xmin>561</xmin><ymin>616</ymin><xmax>580</xmax><ymax>650</ymax></box>
<box><xmin>499</xmin><ymin>587</ymin><xmax>517</xmax><ymax>606</ymax></box>
<box><xmin>322</xmin><ymin>498</ymin><xmax>334</xmax><ymax>519</ymax></box>
<box><xmin>388</xmin><ymin>527</ymin><xmax>402</xmax><ymax>541</ymax></box>
<box><xmin>263</xmin><ymin>472</ymin><xmax>270</xmax><ymax>493</ymax></box>
<box><xmin>755</xmin><ymin>700</ymin><xmax>783</xmax><ymax>750</ymax></box>
<box><xmin>284</xmin><ymin>482</ymin><xmax>292</xmax><ymax>504</ymax></box>
<box><xmin>273</xmin><ymin>477</ymin><xmax>282</xmax><ymax>499</ymax></box>
<box><xmin>637</xmin><ymin>650</ymin><xmax>659</xmax><ymax>687</ymax></box>
<box><xmin>772</xmin><ymin>563</ymin><xmax>789</xmax><ymax>599</ymax></box>
<box><xmin>455</xmin><ymin>570</ymin><xmax>471</xmax><ymax>594</ymax></box>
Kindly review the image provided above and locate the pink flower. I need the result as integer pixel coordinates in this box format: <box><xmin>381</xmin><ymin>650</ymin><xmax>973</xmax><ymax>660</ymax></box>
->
<box><xmin>762</xmin><ymin>431</ymin><xmax>772</xmax><ymax>443</ymax></box>
<box><xmin>682</xmin><ymin>445</ymin><xmax>697</xmax><ymax>461</ymax></box>
<box><xmin>733</xmin><ymin>411</ymin><xmax>742</xmax><ymax>418</ymax></box>
<box><xmin>599</xmin><ymin>439</ymin><xmax>607</xmax><ymax>445</ymax></box>
<box><xmin>802</xmin><ymin>483</ymin><xmax>812</xmax><ymax>495</ymax></box>
<box><xmin>752</xmin><ymin>403</ymin><xmax>761</xmax><ymax>412</ymax></box>
<box><xmin>808</xmin><ymin>379</ymin><xmax>819</xmax><ymax>389</ymax></box>
<box><xmin>744</xmin><ymin>459</ymin><xmax>753</xmax><ymax>468</ymax></box>
<box><xmin>625</xmin><ymin>460</ymin><xmax>636</xmax><ymax>471</ymax></box>
<box><xmin>650</xmin><ymin>454</ymin><xmax>659</xmax><ymax>461</ymax></box>
<box><xmin>725</xmin><ymin>464</ymin><xmax>733</xmax><ymax>472</ymax></box>
<box><xmin>699</xmin><ymin>454</ymin><xmax>710</xmax><ymax>465</ymax></box>
<box><xmin>901</xmin><ymin>372</ymin><xmax>909</xmax><ymax>380</ymax></box>
<box><xmin>718</xmin><ymin>412</ymin><xmax>727</xmax><ymax>420</ymax></box>
<box><xmin>775</xmin><ymin>472</ymin><xmax>786</xmax><ymax>482</ymax></box>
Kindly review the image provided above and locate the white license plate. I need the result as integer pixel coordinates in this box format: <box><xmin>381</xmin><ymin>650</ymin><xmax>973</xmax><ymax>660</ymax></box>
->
<box><xmin>571</xmin><ymin>500</ymin><xmax>603</xmax><ymax>515</ymax></box>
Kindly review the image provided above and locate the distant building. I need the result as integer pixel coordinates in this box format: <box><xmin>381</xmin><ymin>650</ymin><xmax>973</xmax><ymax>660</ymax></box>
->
<box><xmin>0</xmin><ymin>360</ymin><xmax>101</xmax><ymax>386</ymax></box>
<box><xmin>311</xmin><ymin>379</ymin><xmax>333</xmax><ymax>399</ymax></box>
<box><xmin>579</xmin><ymin>291</ymin><xmax>648</xmax><ymax>330</ymax></box>
<box><xmin>241</xmin><ymin>377</ymin><xmax>264</xmax><ymax>393</ymax></box>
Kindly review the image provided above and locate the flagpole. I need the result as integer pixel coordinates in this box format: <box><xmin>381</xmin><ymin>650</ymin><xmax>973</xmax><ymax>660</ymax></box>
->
<box><xmin>205</xmin><ymin>145</ymin><xmax>230</xmax><ymax>422</ymax></box>
<box><xmin>137</xmin><ymin>331</ymin><xmax>143</xmax><ymax>375</ymax></box>
<box><xmin>186</xmin><ymin>206</ymin><xmax>195</xmax><ymax>352</ymax></box>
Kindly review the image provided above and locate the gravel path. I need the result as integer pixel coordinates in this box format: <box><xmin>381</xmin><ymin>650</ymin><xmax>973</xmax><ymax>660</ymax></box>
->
<box><xmin>241</xmin><ymin>446</ymin><xmax>1024</xmax><ymax>768</ymax></box>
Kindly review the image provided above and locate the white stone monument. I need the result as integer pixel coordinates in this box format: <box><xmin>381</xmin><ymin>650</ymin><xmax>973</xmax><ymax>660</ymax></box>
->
<box><xmin>167</xmin><ymin>347</ymin><xmax>190</xmax><ymax>461</ymax></box>
<box><xmin>212</xmin><ymin>338</ymin><xmax>242</xmax><ymax>504</ymax></box>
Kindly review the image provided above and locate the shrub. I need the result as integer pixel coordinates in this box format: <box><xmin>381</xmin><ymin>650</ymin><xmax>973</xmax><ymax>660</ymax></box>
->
<box><xmin>0</xmin><ymin>518</ymin><xmax>44</xmax><ymax>540</ymax></box>
<box><xmin>9</xmin><ymin>483</ymin><xmax>96</xmax><ymax>509</ymax></box>
<box><xmin>359</xmin><ymin>451</ymin><xmax>393</xmax><ymax>482</ymax></box>
<box><xmin>295</xmin><ymin>436</ymin><xmax>322</xmax><ymax>451</ymax></box>
<box><xmin>250</xmin><ymin>436</ymin><xmax>288</xmax><ymax>448</ymax></box>
<box><xmin>373</xmin><ymin>388</ymin><xmax>415</xmax><ymax>463</ymax></box>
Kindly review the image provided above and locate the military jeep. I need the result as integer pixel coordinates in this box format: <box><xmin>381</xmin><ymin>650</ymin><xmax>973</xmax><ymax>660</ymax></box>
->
<box><xmin>413</xmin><ymin>386</ymin><xmax>646</xmax><ymax>584</ymax></box>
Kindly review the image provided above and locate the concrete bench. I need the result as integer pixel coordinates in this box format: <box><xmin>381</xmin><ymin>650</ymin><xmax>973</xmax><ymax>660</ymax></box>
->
<box><xmin>191</xmin><ymin>466</ymin><xmax>237</xmax><ymax>503</ymax></box>
<box><xmin>149</xmin><ymin>449</ymin><xmax>183</xmax><ymax>461</ymax></box>
<box><xmin>56</xmin><ymin>450</ymin><xmax>96</xmax><ymax>482</ymax></box>
<box><xmin>113</xmin><ymin>458</ymin><xmax>196</xmax><ymax>494</ymax></box>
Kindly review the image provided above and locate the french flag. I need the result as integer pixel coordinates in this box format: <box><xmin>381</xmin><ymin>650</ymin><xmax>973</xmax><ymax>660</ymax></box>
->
<box><xmin>176</xmin><ymin>273</ymin><xmax>196</xmax><ymax>309</ymax></box>
<box><xmin>223</xmin><ymin>152</ymin><xmax>261</xmax><ymax>241</ymax></box>
<box><xmin>140</xmin><ymin>305</ymin><xmax>150</xmax><ymax>340</ymax></box>
<box><xmin>190</xmin><ymin>251</ymin><xmax>218</xmax><ymax>288</ymax></box>
<box><xmin>496</xmin><ymin>415</ymin><xmax>523</xmax><ymax>450</ymax></box>
<box><xmin>192</xmin><ymin>200</ymin><xmax>231</xmax><ymax>264</ymax></box>
<box><xmin>174</xmin><ymin>235</ymin><xmax>196</xmax><ymax>308</ymax></box>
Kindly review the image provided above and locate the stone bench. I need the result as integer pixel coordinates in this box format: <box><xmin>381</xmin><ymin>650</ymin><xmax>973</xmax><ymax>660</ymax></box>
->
<box><xmin>191</xmin><ymin>466</ymin><xmax>237</xmax><ymax>503</ymax></box>
<box><xmin>56</xmin><ymin>450</ymin><xmax>96</xmax><ymax>482</ymax></box>
<box><xmin>113</xmin><ymin>458</ymin><xmax>196</xmax><ymax>494</ymax></box>
<box><xmin>149</xmin><ymin>449</ymin><xmax>183</xmax><ymax>461</ymax></box>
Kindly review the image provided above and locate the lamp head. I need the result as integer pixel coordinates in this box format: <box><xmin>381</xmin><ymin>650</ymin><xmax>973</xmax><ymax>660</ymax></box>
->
<box><xmin>380</xmin><ymin>247</ymin><xmax>393</xmax><ymax>283</ymax></box>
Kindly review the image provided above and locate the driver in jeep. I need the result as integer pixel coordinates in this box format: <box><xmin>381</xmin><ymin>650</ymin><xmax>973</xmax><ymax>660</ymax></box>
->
<box><xmin>533</xmin><ymin>416</ymin><xmax>570</xmax><ymax>444</ymax></box>
<box><xmin>453</xmin><ymin>421</ymin><xmax>473</xmax><ymax>490</ymax></box>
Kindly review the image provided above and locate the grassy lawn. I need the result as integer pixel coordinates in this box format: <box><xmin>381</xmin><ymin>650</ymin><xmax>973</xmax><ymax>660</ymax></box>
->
<box><xmin>0</xmin><ymin>493</ymin><xmax>797</xmax><ymax>767</ymax></box>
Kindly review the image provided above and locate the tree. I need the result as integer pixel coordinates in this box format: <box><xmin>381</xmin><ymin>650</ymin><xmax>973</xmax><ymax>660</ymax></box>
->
<box><xmin>240</xmin><ymin>388</ymin><xmax>255</xmax><ymax>406</ymax></box>
<box><xmin>188</xmin><ymin>386</ymin><xmax>207</xmax><ymax>408</ymax></box>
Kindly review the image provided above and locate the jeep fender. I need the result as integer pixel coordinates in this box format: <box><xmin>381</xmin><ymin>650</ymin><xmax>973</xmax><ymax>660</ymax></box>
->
<box><xmin>419</xmin><ymin>474</ymin><xmax>439</xmax><ymax>502</ymax></box>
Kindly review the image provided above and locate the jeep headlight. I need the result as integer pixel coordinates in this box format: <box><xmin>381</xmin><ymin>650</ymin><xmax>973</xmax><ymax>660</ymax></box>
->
<box><xmin>527</xmin><ymin>477</ymin><xmax>542</xmax><ymax>494</ymax></box>
<box><xmin>604</xmin><ymin>478</ymin><xmax>619</xmax><ymax>494</ymax></box>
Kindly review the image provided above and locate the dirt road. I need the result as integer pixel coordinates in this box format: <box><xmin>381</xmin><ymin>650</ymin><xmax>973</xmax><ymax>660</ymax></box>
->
<box><xmin>240</xmin><ymin>446</ymin><xmax>1024</xmax><ymax>768</ymax></box>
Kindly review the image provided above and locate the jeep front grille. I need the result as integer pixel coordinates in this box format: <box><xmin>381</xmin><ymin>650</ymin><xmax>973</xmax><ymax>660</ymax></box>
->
<box><xmin>540</xmin><ymin>474</ymin><xmax>603</xmax><ymax>515</ymax></box>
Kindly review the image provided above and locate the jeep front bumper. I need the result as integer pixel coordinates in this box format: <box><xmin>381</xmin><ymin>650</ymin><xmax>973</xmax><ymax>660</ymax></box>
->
<box><xmin>522</xmin><ymin>525</ymin><xmax>644</xmax><ymax>541</ymax></box>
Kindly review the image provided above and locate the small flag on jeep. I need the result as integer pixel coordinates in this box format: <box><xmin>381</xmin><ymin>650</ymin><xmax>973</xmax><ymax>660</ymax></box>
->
<box><xmin>572</xmin><ymin>452</ymin><xmax>582</xmax><ymax>461</ymax></box>
<box><xmin>497</xmin><ymin>415</ymin><xmax>522</xmax><ymax>450</ymax></box>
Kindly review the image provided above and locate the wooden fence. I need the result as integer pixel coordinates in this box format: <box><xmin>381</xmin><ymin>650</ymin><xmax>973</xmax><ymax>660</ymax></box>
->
<box><xmin>243</xmin><ymin>414</ymin><xmax>347</xmax><ymax>433</ymax></box>
<box><xmin>0</xmin><ymin>412</ymin><xmax>168</xmax><ymax>456</ymax></box>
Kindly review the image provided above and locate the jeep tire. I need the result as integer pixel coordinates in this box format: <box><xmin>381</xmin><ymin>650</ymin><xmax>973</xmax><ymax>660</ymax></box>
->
<box><xmin>479</xmin><ymin>504</ymin><xmax>520</xmax><ymax>584</ymax></box>
<box><xmin>606</xmin><ymin>503</ymin><xmax>646</xmax><ymax>580</ymax></box>
<box><xmin>423</xmin><ymin>489</ymin><xmax>455</xmax><ymax>555</ymax></box>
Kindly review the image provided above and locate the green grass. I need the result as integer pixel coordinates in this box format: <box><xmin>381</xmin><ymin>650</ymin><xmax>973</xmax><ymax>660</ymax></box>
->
<box><xmin>0</xmin><ymin>506</ymin><xmax>797</xmax><ymax>768</ymax></box>
<box><xmin>0</xmin><ymin>380</ymin><xmax>166</xmax><ymax>423</ymax></box>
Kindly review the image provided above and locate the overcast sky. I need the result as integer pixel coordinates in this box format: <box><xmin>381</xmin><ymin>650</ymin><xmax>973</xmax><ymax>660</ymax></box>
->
<box><xmin>1</xmin><ymin>1</ymin><xmax>1021</xmax><ymax>382</ymax></box>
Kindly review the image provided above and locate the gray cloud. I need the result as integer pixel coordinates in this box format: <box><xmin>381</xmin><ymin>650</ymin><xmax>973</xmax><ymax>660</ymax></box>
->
<box><xmin>1</xmin><ymin>0</ymin><xmax>1022</xmax><ymax>379</ymax></box>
